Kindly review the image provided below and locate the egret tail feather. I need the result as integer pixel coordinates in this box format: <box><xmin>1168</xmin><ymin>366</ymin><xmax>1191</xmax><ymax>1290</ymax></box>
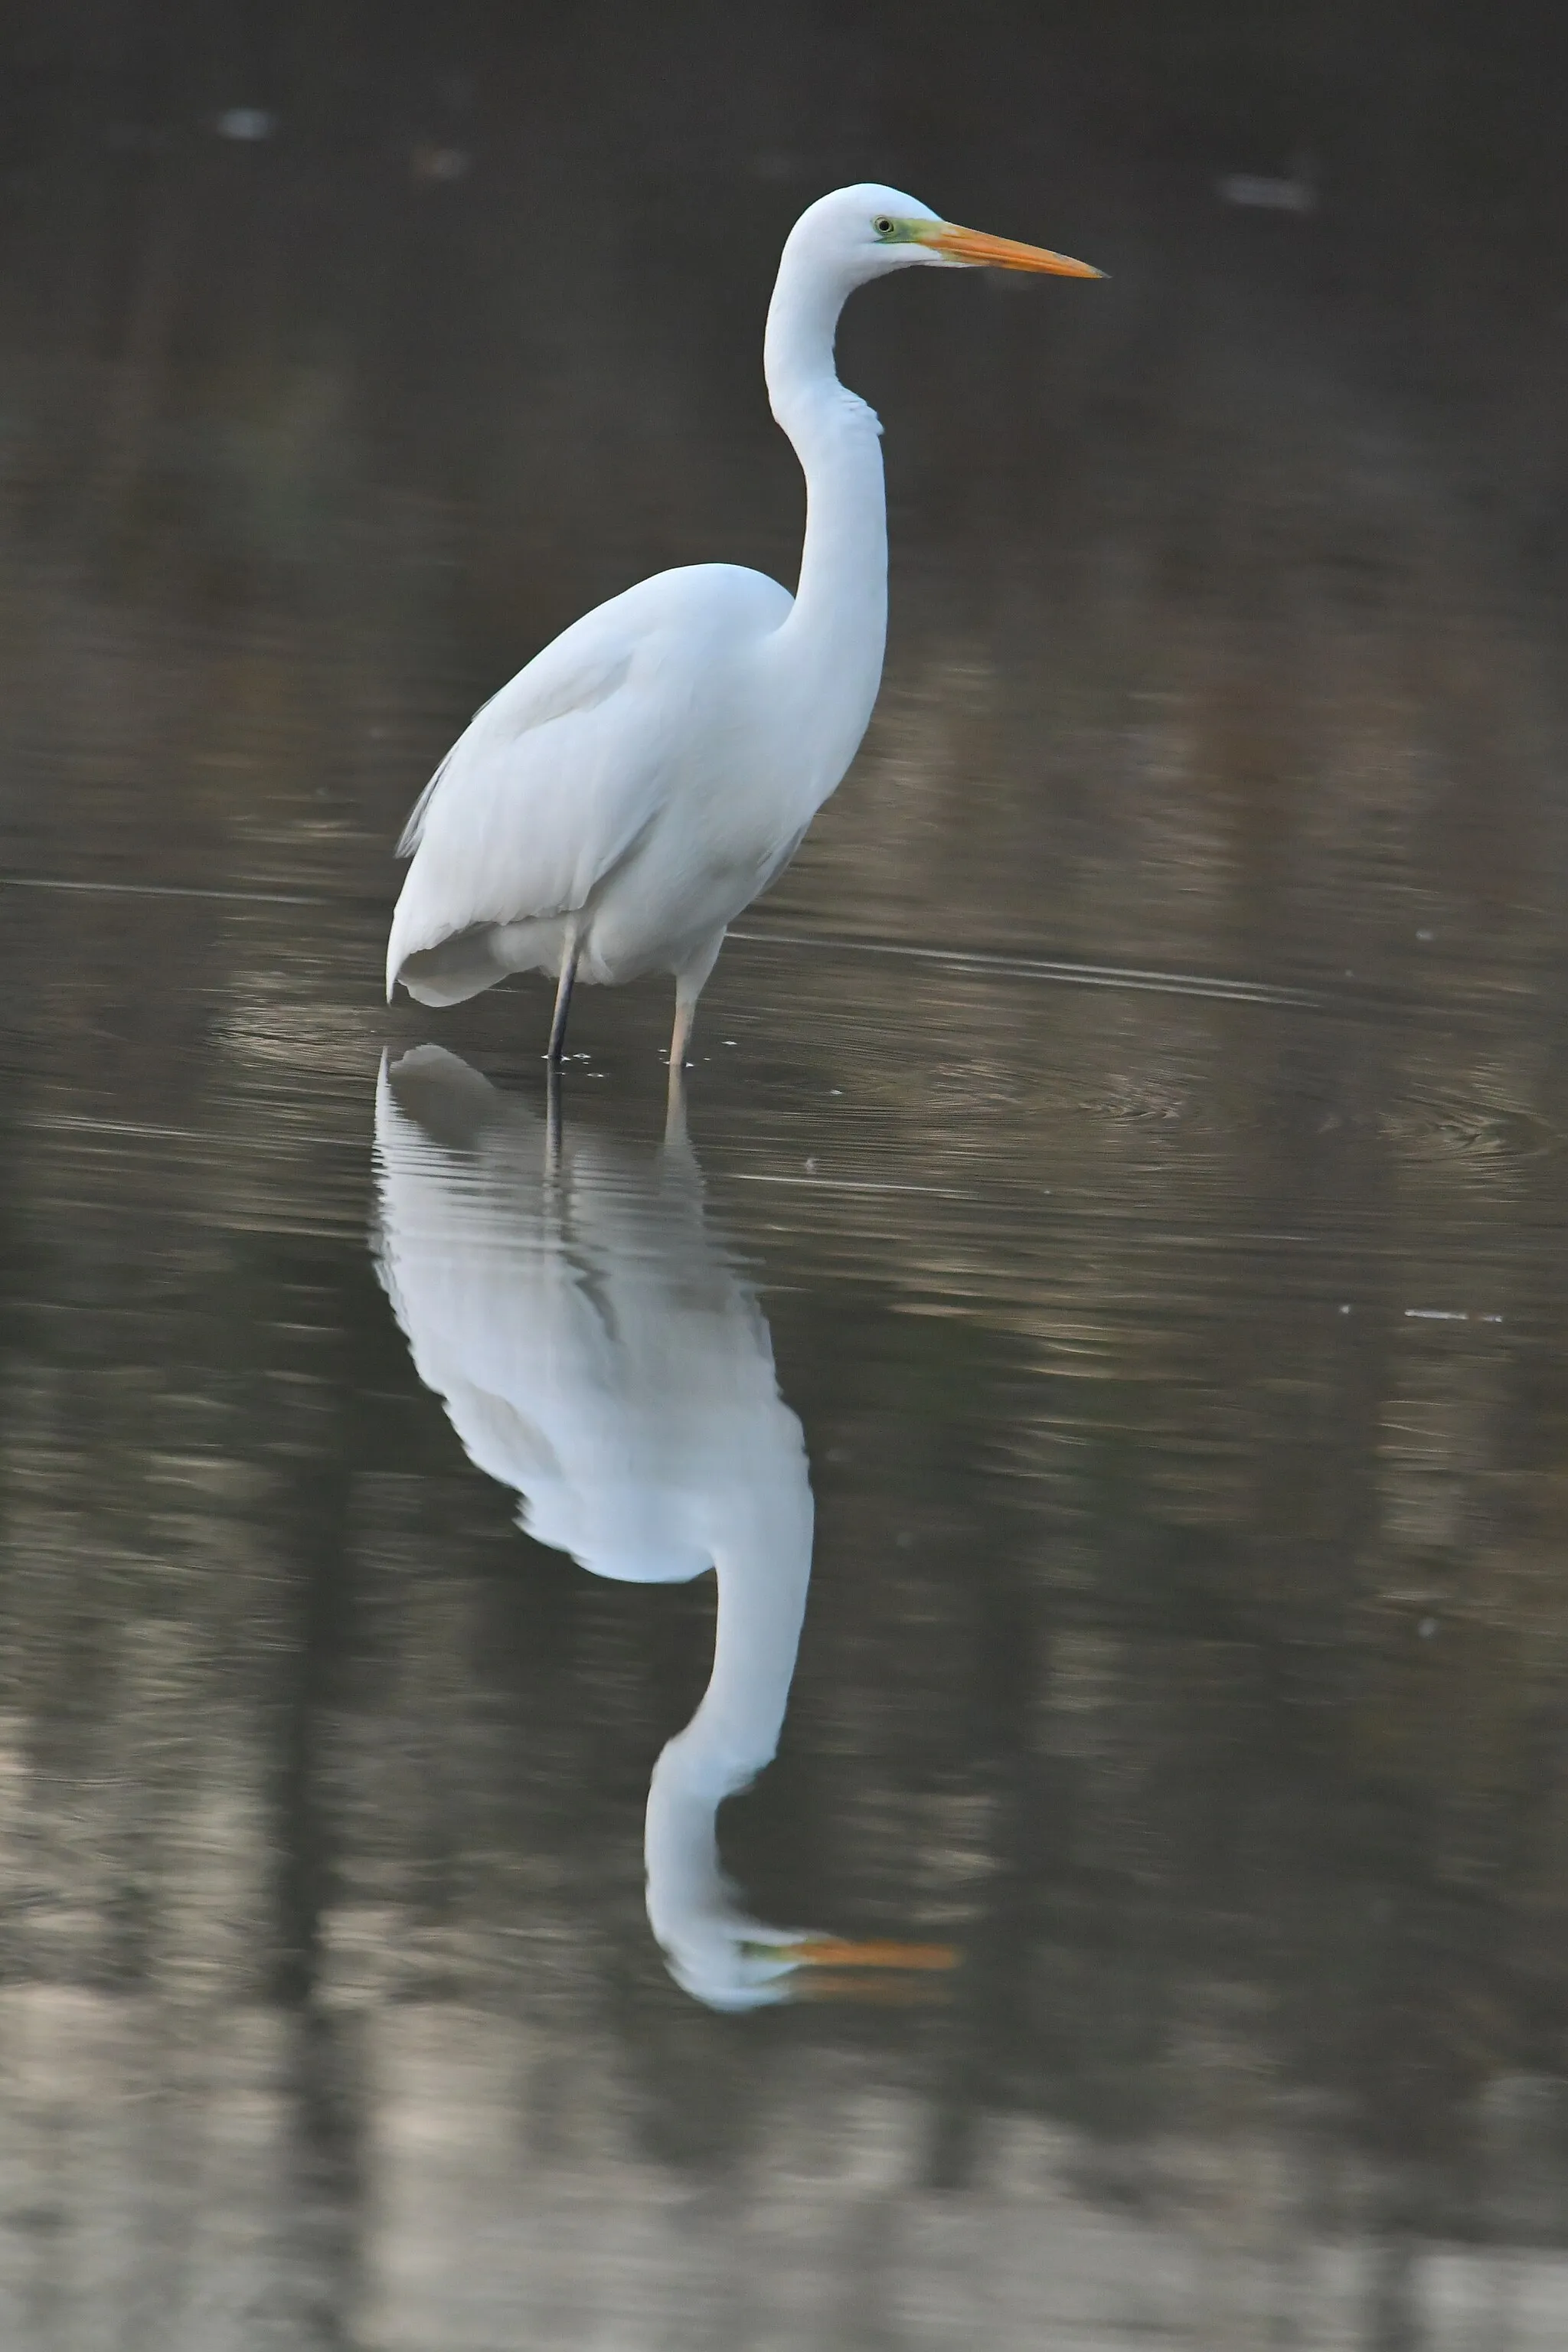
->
<box><xmin>394</xmin><ymin>923</ymin><xmax>510</xmax><ymax>1008</ymax></box>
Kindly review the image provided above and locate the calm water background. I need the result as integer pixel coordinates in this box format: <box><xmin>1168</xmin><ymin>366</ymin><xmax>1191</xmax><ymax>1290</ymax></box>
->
<box><xmin>5</xmin><ymin>3</ymin><xmax>1568</xmax><ymax>2344</ymax></box>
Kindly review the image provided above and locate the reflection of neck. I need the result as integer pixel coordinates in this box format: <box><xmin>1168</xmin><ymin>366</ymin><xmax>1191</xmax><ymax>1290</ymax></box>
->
<box><xmin>644</xmin><ymin>1485</ymin><xmax>814</xmax><ymax>1945</ymax></box>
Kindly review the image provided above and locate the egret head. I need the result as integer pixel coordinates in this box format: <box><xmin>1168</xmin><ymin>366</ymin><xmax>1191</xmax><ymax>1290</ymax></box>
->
<box><xmin>785</xmin><ymin>181</ymin><xmax>1104</xmax><ymax>292</ymax></box>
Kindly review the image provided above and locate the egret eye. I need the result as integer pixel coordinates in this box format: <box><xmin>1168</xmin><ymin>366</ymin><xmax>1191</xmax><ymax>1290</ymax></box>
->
<box><xmin>873</xmin><ymin>216</ymin><xmax>897</xmax><ymax>239</ymax></box>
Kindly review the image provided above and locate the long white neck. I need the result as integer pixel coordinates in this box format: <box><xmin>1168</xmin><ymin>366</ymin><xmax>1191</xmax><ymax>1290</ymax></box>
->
<box><xmin>644</xmin><ymin>1480</ymin><xmax>814</xmax><ymax>1952</ymax></box>
<box><xmin>763</xmin><ymin>243</ymin><xmax>888</xmax><ymax>776</ymax></box>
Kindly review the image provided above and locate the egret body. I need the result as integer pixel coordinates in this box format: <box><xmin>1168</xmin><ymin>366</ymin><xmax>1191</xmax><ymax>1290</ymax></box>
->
<box><xmin>385</xmin><ymin>186</ymin><xmax>1101</xmax><ymax>1084</ymax></box>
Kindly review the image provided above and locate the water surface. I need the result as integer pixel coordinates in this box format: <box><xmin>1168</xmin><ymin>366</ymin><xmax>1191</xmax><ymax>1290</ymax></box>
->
<box><xmin>4</xmin><ymin>30</ymin><xmax>1568</xmax><ymax>2345</ymax></box>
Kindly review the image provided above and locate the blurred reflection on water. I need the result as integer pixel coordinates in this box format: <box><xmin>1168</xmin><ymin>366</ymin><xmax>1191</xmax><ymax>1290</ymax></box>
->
<box><xmin>5</xmin><ymin>4</ymin><xmax>1568</xmax><ymax>2345</ymax></box>
<box><xmin>376</xmin><ymin>1047</ymin><xmax>949</xmax><ymax>2011</ymax></box>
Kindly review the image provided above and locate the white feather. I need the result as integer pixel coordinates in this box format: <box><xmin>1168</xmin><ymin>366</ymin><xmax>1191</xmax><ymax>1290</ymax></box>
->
<box><xmin>385</xmin><ymin>564</ymin><xmax>793</xmax><ymax>1004</ymax></box>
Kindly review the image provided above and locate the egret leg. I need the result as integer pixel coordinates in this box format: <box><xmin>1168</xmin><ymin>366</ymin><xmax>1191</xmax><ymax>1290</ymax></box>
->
<box><xmin>666</xmin><ymin>929</ymin><xmax>725</xmax><ymax>1122</ymax></box>
<box><xmin>667</xmin><ymin>994</ymin><xmax>698</xmax><ymax>1097</ymax></box>
<box><xmin>546</xmin><ymin>1055</ymin><xmax>564</xmax><ymax>1170</ymax></box>
<box><xmin>664</xmin><ymin>1043</ymin><xmax>688</xmax><ymax>1133</ymax></box>
<box><xmin>547</xmin><ymin>927</ymin><xmax>581</xmax><ymax>1069</ymax></box>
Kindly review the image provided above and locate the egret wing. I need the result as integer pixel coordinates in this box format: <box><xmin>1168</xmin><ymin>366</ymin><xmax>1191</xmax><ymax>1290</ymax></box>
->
<box><xmin>396</xmin><ymin>630</ymin><xmax>637</xmax><ymax>858</ymax></box>
<box><xmin>387</xmin><ymin>613</ymin><xmax>677</xmax><ymax>980</ymax></box>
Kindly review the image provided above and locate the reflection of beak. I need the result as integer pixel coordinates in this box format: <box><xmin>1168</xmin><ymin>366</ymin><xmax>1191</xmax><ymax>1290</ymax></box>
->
<box><xmin>786</xmin><ymin>1937</ymin><xmax>958</xmax><ymax>1971</ymax></box>
<box><xmin>782</xmin><ymin>1939</ymin><xmax>957</xmax><ymax>2005</ymax></box>
<box><xmin>792</xmin><ymin>1971</ymin><xmax>952</xmax><ymax>2005</ymax></box>
<box><xmin>737</xmin><ymin>1935</ymin><xmax>959</xmax><ymax>2004</ymax></box>
<box><xmin>919</xmin><ymin>221</ymin><xmax>1105</xmax><ymax>277</ymax></box>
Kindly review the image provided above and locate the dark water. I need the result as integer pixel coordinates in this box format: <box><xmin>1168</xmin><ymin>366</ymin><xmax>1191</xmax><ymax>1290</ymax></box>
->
<box><xmin>5</xmin><ymin>9</ymin><xmax>1568</xmax><ymax>2345</ymax></box>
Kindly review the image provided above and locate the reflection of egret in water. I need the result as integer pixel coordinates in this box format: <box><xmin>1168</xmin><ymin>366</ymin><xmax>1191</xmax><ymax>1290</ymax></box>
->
<box><xmin>373</xmin><ymin>1047</ymin><xmax>952</xmax><ymax>2009</ymax></box>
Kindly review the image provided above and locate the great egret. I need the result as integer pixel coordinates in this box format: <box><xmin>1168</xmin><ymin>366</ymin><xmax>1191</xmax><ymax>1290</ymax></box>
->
<box><xmin>386</xmin><ymin>185</ymin><xmax>1102</xmax><ymax>1086</ymax></box>
<box><xmin>373</xmin><ymin>1046</ymin><xmax>952</xmax><ymax>2008</ymax></box>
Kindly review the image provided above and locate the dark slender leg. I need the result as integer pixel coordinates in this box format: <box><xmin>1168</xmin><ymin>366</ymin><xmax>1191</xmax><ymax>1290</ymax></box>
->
<box><xmin>545</xmin><ymin>1056</ymin><xmax>564</xmax><ymax>1171</ymax></box>
<box><xmin>547</xmin><ymin>929</ymin><xmax>580</xmax><ymax>1068</ymax></box>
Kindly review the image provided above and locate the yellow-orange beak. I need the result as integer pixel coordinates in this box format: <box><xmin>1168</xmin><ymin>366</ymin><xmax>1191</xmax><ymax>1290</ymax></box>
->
<box><xmin>920</xmin><ymin>222</ymin><xmax>1105</xmax><ymax>277</ymax></box>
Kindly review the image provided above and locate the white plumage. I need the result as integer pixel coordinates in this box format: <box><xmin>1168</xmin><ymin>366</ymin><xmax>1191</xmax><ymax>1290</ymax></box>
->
<box><xmin>384</xmin><ymin>185</ymin><xmax>1102</xmax><ymax>1079</ymax></box>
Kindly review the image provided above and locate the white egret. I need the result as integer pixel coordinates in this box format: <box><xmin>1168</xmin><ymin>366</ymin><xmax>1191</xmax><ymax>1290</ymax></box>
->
<box><xmin>373</xmin><ymin>1046</ymin><xmax>953</xmax><ymax>2008</ymax></box>
<box><xmin>386</xmin><ymin>185</ymin><xmax>1102</xmax><ymax>1085</ymax></box>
